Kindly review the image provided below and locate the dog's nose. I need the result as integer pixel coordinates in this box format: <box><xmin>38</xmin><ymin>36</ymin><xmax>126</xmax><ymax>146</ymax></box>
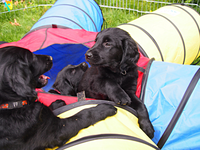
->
<box><xmin>80</xmin><ymin>62</ymin><xmax>88</xmax><ymax>71</ymax></box>
<box><xmin>82</xmin><ymin>62</ymin><xmax>87</xmax><ymax>66</ymax></box>
<box><xmin>86</xmin><ymin>52</ymin><xmax>93</xmax><ymax>59</ymax></box>
<box><xmin>49</xmin><ymin>56</ymin><xmax>53</xmax><ymax>61</ymax></box>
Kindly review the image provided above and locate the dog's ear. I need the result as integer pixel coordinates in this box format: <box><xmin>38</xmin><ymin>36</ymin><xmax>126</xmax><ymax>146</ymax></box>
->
<box><xmin>4</xmin><ymin>60</ymin><xmax>37</xmax><ymax>99</ymax></box>
<box><xmin>52</xmin><ymin>71</ymin><xmax>76</xmax><ymax>96</ymax></box>
<box><xmin>120</xmin><ymin>37</ymin><xmax>140</xmax><ymax>73</ymax></box>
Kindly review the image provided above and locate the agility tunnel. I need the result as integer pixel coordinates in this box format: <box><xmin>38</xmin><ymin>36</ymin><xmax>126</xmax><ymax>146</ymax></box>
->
<box><xmin>29</xmin><ymin>0</ymin><xmax>103</xmax><ymax>32</ymax></box>
<box><xmin>1</xmin><ymin>1</ymin><xmax>200</xmax><ymax>148</ymax></box>
<box><xmin>45</xmin><ymin>100</ymin><xmax>159</xmax><ymax>150</ymax></box>
<box><xmin>118</xmin><ymin>4</ymin><xmax>200</xmax><ymax>64</ymax></box>
<box><xmin>139</xmin><ymin>60</ymin><xmax>200</xmax><ymax>149</ymax></box>
<box><xmin>2</xmin><ymin>37</ymin><xmax>200</xmax><ymax>150</ymax></box>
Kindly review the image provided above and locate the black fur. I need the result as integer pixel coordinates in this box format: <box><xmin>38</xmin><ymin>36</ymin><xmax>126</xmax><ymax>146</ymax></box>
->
<box><xmin>49</xmin><ymin>62</ymin><xmax>88</xmax><ymax>96</ymax></box>
<box><xmin>0</xmin><ymin>46</ymin><xmax>117</xmax><ymax>150</ymax></box>
<box><xmin>48</xmin><ymin>99</ymin><xmax>66</xmax><ymax>111</ymax></box>
<box><xmin>78</xmin><ymin>28</ymin><xmax>154</xmax><ymax>139</ymax></box>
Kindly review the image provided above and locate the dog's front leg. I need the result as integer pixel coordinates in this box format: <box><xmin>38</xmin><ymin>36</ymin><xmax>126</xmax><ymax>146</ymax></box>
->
<box><xmin>127</xmin><ymin>92</ymin><xmax>154</xmax><ymax>139</ymax></box>
<box><xmin>49</xmin><ymin>99</ymin><xmax>66</xmax><ymax>111</ymax></box>
<box><xmin>45</xmin><ymin>103</ymin><xmax>117</xmax><ymax>148</ymax></box>
<box><xmin>104</xmin><ymin>80</ymin><xmax>131</xmax><ymax>105</ymax></box>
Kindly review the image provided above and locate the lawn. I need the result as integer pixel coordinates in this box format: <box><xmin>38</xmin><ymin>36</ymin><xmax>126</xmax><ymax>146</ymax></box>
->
<box><xmin>0</xmin><ymin>2</ymin><xmax>136</xmax><ymax>42</ymax></box>
<box><xmin>0</xmin><ymin>0</ymin><xmax>199</xmax><ymax>64</ymax></box>
<box><xmin>0</xmin><ymin>0</ymin><xmax>54</xmax><ymax>42</ymax></box>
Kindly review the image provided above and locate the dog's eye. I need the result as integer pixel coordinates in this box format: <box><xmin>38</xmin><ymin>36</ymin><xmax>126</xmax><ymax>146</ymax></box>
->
<box><xmin>103</xmin><ymin>42</ymin><xmax>111</xmax><ymax>47</ymax></box>
<box><xmin>71</xmin><ymin>69</ymin><xmax>76</xmax><ymax>74</ymax></box>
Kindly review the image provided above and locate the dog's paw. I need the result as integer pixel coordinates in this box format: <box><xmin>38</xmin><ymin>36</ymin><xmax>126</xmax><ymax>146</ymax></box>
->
<box><xmin>113</xmin><ymin>95</ymin><xmax>131</xmax><ymax>105</ymax></box>
<box><xmin>119</xmin><ymin>97</ymin><xmax>131</xmax><ymax>105</ymax></box>
<box><xmin>139</xmin><ymin>119</ymin><xmax>155</xmax><ymax>139</ymax></box>
<box><xmin>49</xmin><ymin>99</ymin><xmax>66</xmax><ymax>111</ymax></box>
<box><xmin>90</xmin><ymin>103</ymin><xmax>117</xmax><ymax>123</ymax></box>
<box><xmin>75</xmin><ymin>103</ymin><xmax>117</xmax><ymax>129</ymax></box>
<box><xmin>96</xmin><ymin>103</ymin><xmax>117</xmax><ymax>116</ymax></box>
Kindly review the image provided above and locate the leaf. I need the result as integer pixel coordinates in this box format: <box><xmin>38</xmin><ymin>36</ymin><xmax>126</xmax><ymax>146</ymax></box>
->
<box><xmin>14</xmin><ymin>19</ymin><xmax>21</xmax><ymax>26</ymax></box>
<box><xmin>10</xmin><ymin>19</ymin><xmax>21</xmax><ymax>26</ymax></box>
<box><xmin>14</xmin><ymin>1</ymin><xmax>18</xmax><ymax>6</ymax></box>
<box><xmin>9</xmin><ymin>21</ymin><xmax>15</xmax><ymax>25</ymax></box>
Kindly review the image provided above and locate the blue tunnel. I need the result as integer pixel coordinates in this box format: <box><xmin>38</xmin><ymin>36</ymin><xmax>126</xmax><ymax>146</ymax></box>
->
<box><xmin>30</xmin><ymin>0</ymin><xmax>103</xmax><ymax>32</ymax></box>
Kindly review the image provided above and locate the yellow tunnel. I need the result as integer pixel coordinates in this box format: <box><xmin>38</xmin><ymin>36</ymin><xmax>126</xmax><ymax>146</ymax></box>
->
<box><xmin>46</xmin><ymin>100</ymin><xmax>159</xmax><ymax>150</ymax></box>
<box><xmin>118</xmin><ymin>4</ymin><xmax>200</xmax><ymax>64</ymax></box>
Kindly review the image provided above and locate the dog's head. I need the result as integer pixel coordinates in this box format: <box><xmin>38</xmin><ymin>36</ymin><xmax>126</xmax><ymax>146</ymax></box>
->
<box><xmin>85</xmin><ymin>28</ymin><xmax>139</xmax><ymax>74</ymax></box>
<box><xmin>0</xmin><ymin>46</ymin><xmax>53</xmax><ymax>103</ymax></box>
<box><xmin>52</xmin><ymin>62</ymin><xmax>88</xmax><ymax>96</ymax></box>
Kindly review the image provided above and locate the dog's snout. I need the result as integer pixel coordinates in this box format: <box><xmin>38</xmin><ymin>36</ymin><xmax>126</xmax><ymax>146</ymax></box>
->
<box><xmin>48</xmin><ymin>56</ymin><xmax>53</xmax><ymax>61</ymax></box>
<box><xmin>82</xmin><ymin>62</ymin><xmax>87</xmax><ymax>66</ymax></box>
<box><xmin>80</xmin><ymin>62</ymin><xmax>88</xmax><ymax>71</ymax></box>
<box><xmin>86</xmin><ymin>52</ymin><xmax>93</xmax><ymax>59</ymax></box>
<box><xmin>44</xmin><ymin>55</ymin><xmax>53</xmax><ymax>62</ymax></box>
<box><xmin>45</xmin><ymin>55</ymin><xmax>53</xmax><ymax>67</ymax></box>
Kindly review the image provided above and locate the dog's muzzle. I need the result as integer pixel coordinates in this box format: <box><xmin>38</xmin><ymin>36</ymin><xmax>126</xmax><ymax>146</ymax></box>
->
<box><xmin>49</xmin><ymin>56</ymin><xmax>53</xmax><ymax>61</ymax></box>
<box><xmin>85</xmin><ymin>51</ymin><xmax>93</xmax><ymax>59</ymax></box>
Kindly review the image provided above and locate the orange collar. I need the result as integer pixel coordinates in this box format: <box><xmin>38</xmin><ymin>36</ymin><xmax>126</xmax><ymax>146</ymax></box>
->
<box><xmin>0</xmin><ymin>100</ymin><xmax>28</xmax><ymax>109</ymax></box>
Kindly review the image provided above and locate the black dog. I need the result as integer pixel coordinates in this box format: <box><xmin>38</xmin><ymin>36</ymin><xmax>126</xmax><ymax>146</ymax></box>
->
<box><xmin>49</xmin><ymin>62</ymin><xmax>88</xmax><ymax>96</ymax></box>
<box><xmin>78</xmin><ymin>28</ymin><xmax>154</xmax><ymax>139</ymax></box>
<box><xmin>0</xmin><ymin>46</ymin><xmax>117</xmax><ymax>150</ymax></box>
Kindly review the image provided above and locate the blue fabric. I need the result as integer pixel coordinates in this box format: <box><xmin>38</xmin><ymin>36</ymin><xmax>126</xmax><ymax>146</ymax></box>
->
<box><xmin>31</xmin><ymin>0</ymin><xmax>103</xmax><ymax>32</ymax></box>
<box><xmin>33</xmin><ymin>44</ymin><xmax>90</xmax><ymax>91</ymax></box>
<box><xmin>144</xmin><ymin>61</ymin><xmax>200</xmax><ymax>149</ymax></box>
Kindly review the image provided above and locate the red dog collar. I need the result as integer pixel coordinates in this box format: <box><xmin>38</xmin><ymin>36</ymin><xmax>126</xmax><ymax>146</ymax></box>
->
<box><xmin>0</xmin><ymin>100</ymin><xmax>28</xmax><ymax>109</ymax></box>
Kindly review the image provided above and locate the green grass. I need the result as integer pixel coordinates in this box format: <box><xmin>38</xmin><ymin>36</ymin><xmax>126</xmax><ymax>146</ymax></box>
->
<box><xmin>101</xmin><ymin>8</ymin><xmax>136</xmax><ymax>28</ymax></box>
<box><xmin>0</xmin><ymin>8</ymin><xmax>46</xmax><ymax>41</ymax></box>
<box><xmin>0</xmin><ymin>1</ymin><xmax>54</xmax><ymax>42</ymax></box>
<box><xmin>0</xmin><ymin>5</ymin><xmax>136</xmax><ymax>42</ymax></box>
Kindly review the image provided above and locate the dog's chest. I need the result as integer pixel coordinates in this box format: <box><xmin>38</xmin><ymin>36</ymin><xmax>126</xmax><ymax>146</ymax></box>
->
<box><xmin>0</xmin><ymin>103</ymin><xmax>43</xmax><ymax>139</ymax></box>
<box><xmin>104</xmin><ymin>71</ymin><xmax>131</xmax><ymax>85</ymax></box>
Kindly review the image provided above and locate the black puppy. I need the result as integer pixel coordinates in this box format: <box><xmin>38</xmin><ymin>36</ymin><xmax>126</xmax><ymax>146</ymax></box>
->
<box><xmin>0</xmin><ymin>46</ymin><xmax>117</xmax><ymax>150</ymax></box>
<box><xmin>49</xmin><ymin>62</ymin><xmax>88</xmax><ymax>96</ymax></box>
<box><xmin>78</xmin><ymin>28</ymin><xmax>154</xmax><ymax>139</ymax></box>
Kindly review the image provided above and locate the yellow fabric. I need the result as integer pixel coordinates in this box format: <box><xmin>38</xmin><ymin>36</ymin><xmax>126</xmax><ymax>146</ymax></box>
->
<box><xmin>118</xmin><ymin>4</ymin><xmax>200</xmax><ymax>64</ymax></box>
<box><xmin>46</xmin><ymin>103</ymin><xmax>158</xmax><ymax>150</ymax></box>
<box><xmin>57</xmin><ymin>139</ymin><xmax>157</xmax><ymax>150</ymax></box>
